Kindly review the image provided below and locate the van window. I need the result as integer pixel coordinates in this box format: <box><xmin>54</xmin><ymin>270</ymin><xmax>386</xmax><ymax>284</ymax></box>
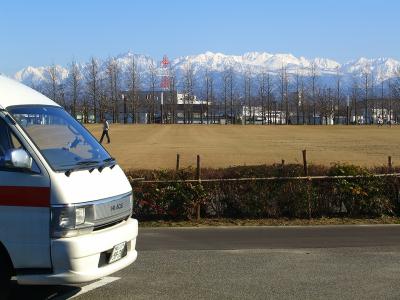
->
<box><xmin>0</xmin><ymin>118</ymin><xmax>21</xmax><ymax>156</ymax></box>
<box><xmin>8</xmin><ymin>106</ymin><xmax>111</xmax><ymax>172</ymax></box>
<box><xmin>0</xmin><ymin>117</ymin><xmax>39</xmax><ymax>172</ymax></box>
<box><xmin>10</xmin><ymin>132</ymin><xmax>22</xmax><ymax>149</ymax></box>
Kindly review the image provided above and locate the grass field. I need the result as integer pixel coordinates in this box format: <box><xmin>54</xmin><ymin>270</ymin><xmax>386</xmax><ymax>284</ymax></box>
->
<box><xmin>86</xmin><ymin>124</ymin><xmax>400</xmax><ymax>170</ymax></box>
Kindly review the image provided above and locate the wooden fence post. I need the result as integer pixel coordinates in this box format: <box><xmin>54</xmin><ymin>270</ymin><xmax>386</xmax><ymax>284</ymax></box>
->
<box><xmin>302</xmin><ymin>149</ymin><xmax>312</xmax><ymax>219</ymax></box>
<box><xmin>302</xmin><ymin>150</ymin><xmax>308</xmax><ymax>176</ymax></box>
<box><xmin>196</xmin><ymin>155</ymin><xmax>201</xmax><ymax>220</ymax></box>
<box><xmin>388</xmin><ymin>156</ymin><xmax>393</xmax><ymax>173</ymax></box>
<box><xmin>176</xmin><ymin>154</ymin><xmax>180</xmax><ymax>171</ymax></box>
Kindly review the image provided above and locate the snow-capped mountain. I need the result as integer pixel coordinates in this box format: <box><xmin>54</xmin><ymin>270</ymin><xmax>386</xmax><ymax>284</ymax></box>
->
<box><xmin>341</xmin><ymin>57</ymin><xmax>400</xmax><ymax>82</ymax></box>
<box><xmin>171</xmin><ymin>52</ymin><xmax>341</xmax><ymax>75</ymax></box>
<box><xmin>11</xmin><ymin>51</ymin><xmax>400</xmax><ymax>94</ymax></box>
<box><xmin>15</xmin><ymin>65</ymin><xmax>69</xmax><ymax>87</ymax></box>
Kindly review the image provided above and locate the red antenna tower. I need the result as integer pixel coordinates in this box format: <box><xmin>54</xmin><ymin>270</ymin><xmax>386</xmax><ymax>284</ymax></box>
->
<box><xmin>160</xmin><ymin>55</ymin><xmax>170</xmax><ymax>89</ymax></box>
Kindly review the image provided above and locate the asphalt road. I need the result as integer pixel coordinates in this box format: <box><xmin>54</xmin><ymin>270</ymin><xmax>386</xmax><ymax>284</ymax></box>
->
<box><xmin>9</xmin><ymin>225</ymin><xmax>400</xmax><ymax>300</ymax></box>
<box><xmin>137</xmin><ymin>225</ymin><xmax>400</xmax><ymax>250</ymax></box>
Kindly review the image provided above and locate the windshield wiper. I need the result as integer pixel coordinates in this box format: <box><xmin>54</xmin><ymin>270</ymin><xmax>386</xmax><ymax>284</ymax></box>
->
<box><xmin>98</xmin><ymin>157</ymin><xmax>117</xmax><ymax>172</ymax></box>
<box><xmin>76</xmin><ymin>160</ymin><xmax>101</xmax><ymax>166</ymax></box>
<box><xmin>63</xmin><ymin>160</ymin><xmax>101</xmax><ymax>176</ymax></box>
<box><xmin>103</xmin><ymin>157</ymin><xmax>115</xmax><ymax>163</ymax></box>
<box><xmin>64</xmin><ymin>158</ymin><xmax>116</xmax><ymax>176</ymax></box>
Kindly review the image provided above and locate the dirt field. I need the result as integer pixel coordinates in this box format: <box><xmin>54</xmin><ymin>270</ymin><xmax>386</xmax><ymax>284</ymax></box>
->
<box><xmin>86</xmin><ymin>124</ymin><xmax>400</xmax><ymax>170</ymax></box>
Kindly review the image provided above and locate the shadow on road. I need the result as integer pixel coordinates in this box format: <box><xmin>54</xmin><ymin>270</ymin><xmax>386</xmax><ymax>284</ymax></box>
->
<box><xmin>9</xmin><ymin>280</ymin><xmax>81</xmax><ymax>300</ymax></box>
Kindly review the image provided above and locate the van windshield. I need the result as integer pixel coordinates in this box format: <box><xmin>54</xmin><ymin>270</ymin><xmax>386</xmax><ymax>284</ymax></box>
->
<box><xmin>8</xmin><ymin>106</ymin><xmax>112</xmax><ymax>171</ymax></box>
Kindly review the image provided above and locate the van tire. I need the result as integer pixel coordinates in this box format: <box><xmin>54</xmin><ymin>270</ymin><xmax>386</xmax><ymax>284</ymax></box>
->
<box><xmin>0</xmin><ymin>247</ymin><xmax>12</xmax><ymax>298</ymax></box>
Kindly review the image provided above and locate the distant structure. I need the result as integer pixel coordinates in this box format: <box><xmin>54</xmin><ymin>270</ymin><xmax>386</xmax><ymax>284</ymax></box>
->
<box><xmin>160</xmin><ymin>55</ymin><xmax>170</xmax><ymax>89</ymax></box>
<box><xmin>159</xmin><ymin>55</ymin><xmax>171</xmax><ymax>123</ymax></box>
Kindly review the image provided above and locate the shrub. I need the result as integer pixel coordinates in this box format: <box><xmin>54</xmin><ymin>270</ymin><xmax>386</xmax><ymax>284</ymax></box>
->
<box><xmin>127</xmin><ymin>163</ymin><xmax>399</xmax><ymax>220</ymax></box>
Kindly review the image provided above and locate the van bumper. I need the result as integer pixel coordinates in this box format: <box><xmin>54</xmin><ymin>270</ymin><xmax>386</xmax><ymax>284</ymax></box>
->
<box><xmin>16</xmin><ymin>218</ymin><xmax>138</xmax><ymax>285</ymax></box>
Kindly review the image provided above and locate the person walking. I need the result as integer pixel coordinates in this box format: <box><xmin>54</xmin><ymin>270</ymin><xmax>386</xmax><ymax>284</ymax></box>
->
<box><xmin>99</xmin><ymin>118</ymin><xmax>110</xmax><ymax>144</ymax></box>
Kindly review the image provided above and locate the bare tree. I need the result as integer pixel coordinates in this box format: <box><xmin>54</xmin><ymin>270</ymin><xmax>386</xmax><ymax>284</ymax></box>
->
<box><xmin>86</xmin><ymin>57</ymin><xmax>100</xmax><ymax>122</ymax></box>
<box><xmin>68</xmin><ymin>60</ymin><xmax>81</xmax><ymax>118</ymax></box>
<box><xmin>169</xmin><ymin>66</ymin><xmax>177</xmax><ymax>124</ymax></box>
<box><xmin>317</xmin><ymin>86</ymin><xmax>334</xmax><ymax>125</ymax></box>
<box><xmin>327</xmin><ymin>87</ymin><xmax>334</xmax><ymax>124</ymax></box>
<box><xmin>105</xmin><ymin>59</ymin><xmax>114</xmax><ymax>122</ymax></box>
<box><xmin>258</xmin><ymin>71</ymin><xmax>267</xmax><ymax>125</ymax></box>
<box><xmin>392</xmin><ymin>67</ymin><xmax>400</xmax><ymax>97</ymax></box>
<box><xmin>390</xmin><ymin>67</ymin><xmax>400</xmax><ymax>124</ymax></box>
<box><xmin>299</xmin><ymin>68</ymin><xmax>306</xmax><ymax>124</ymax></box>
<box><xmin>371</xmin><ymin>71</ymin><xmax>376</xmax><ymax>120</ymax></box>
<box><xmin>295</xmin><ymin>69</ymin><xmax>301</xmax><ymax>124</ymax></box>
<box><xmin>266</xmin><ymin>72</ymin><xmax>273</xmax><ymax>124</ymax></box>
<box><xmin>309</xmin><ymin>62</ymin><xmax>319</xmax><ymax>125</ymax></box>
<box><xmin>244</xmin><ymin>71</ymin><xmax>252</xmax><ymax>124</ymax></box>
<box><xmin>362</xmin><ymin>63</ymin><xmax>371</xmax><ymax>124</ymax></box>
<box><xmin>148</xmin><ymin>60</ymin><xmax>158</xmax><ymax>123</ymax></box>
<box><xmin>47</xmin><ymin>64</ymin><xmax>58</xmax><ymax>103</ymax></box>
<box><xmin>222</xmin><ymin>67</ymin><xmax>234</xmax><ymax>123</ymax></box>
<box><xmin>127</xmin><ymin>54</ymin><xmax>140</xmax><ymax>123</ymax></box>
<box><xmin>204</xmin><ymin>69</ymin><xmax>211</xmax><ymax>124</ymax></box>
<box><xmin>183</xmin><ymin>61</ymin><xmax>195</xmax><ymax>124</ymax></box>
<box><xmin>317</xmin><ymin>87</ymin><xmax>326</xmax><ymax>124</ymax></box>
<box><xmin>335</xmin><ymin>66</ymin><xmax>342</xmax><ymax>124</ymax></box>
<box><xmin>351</xmin><ymin>76</ymin><xmax>360</xmax><ymax>124</ymax></box>
<box><xmin>228</xmin><ymin>68</ymin><xmax>235</xmax><ymax>124</ymax></box>
<box><xmin>97</xmin><ymin>75</ymin><xmax>108</xmax><ymax>124</ymax></box>
<box><xmin>105</xmin><ymin>58</ymin><xmax>121</xmax><ymax>123</ymax></box>
<box><xmin>222</xmin><ymin>68</ymin><xmax>229</xmax><ymax>123</ymax></box>
<box><xmin>380</xmin><ymin>79</ymin><xmax>385</xmax><ymax>123</ymax></box>
<box><xmin>210</xmin><ymin>75</ymin><xmax>214</xmax><ymax>124</ymax></box>
<box><xmin>113</xmin><ymin>60</ymin><xmax>121</xmax><ymax>123</ymax></box>
<box><xmin>58</xmin><ymin>83</ymin><xmax>66</xmax><ymax>109</ymax></box>
<box><xmin>279</xmin><ymin>65</ymin><xmax>289</xmax><ymax>124</ymax></box>
<box><xmin>389</xmin><ymin>77</ymin><xmax>395</xmax><ymax>125</ymax></box>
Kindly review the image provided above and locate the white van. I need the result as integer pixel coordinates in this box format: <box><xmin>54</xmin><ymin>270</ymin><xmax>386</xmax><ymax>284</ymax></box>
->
<box><xmin>0</xmin><ymin>75</ymin><xmax>138</xmax><ymax>291</ymax></box>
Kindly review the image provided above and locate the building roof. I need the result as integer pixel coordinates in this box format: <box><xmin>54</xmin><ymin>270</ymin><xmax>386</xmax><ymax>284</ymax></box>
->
<box><xmin>0</xmin><ymin>74</ymin><xmax>59</xmax><ymax>110</ymax></box>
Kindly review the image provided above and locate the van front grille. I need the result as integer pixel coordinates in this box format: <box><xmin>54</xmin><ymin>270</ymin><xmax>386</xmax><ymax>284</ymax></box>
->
<box><xmin>93</xmin><ymin>193</ymin><xmax>132</xmax><ymax>221</ymax></box>
<box><xmin>88</xmin><ymin>192</ymin><xmax>132</xmax><ymax>230</ymax></box>
<box><xmin>93</xmin><ymin>215</ymin><xmax>130</xmax><ymax>231</ymax></box>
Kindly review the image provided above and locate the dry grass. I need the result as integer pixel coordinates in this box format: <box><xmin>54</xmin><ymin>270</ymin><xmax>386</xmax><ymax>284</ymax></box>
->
<box><xmin>86</xmin><ymin>124</ymin><xmax>400</xmax><ymax>170</ymax></box>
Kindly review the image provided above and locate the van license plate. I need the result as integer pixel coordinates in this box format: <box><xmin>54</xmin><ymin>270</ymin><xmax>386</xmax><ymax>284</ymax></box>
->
<box><xmin>109</xmin><ymin>242</ymin><xmax>126</xmax><ymax>264</ymax></box>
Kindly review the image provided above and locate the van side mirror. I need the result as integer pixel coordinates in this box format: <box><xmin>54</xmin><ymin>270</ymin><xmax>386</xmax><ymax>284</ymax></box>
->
<box><xmin>4</xmin><ymin>149</ymin><xmax>32</xmax><ymax>170</ymax></box>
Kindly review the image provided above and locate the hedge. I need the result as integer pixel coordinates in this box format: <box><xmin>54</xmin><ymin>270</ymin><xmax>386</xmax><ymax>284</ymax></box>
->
<box><xmin>126</xmin><ymin>164</ymin><xmax>400</xmax><ymax>220</ymax></box>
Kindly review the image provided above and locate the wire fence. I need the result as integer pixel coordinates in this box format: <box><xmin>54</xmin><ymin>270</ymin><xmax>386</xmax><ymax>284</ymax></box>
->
<box><xmin>128</xmin><ymin>152</ymin><xmax>400</xmax><ymax>221</ymax></box>
<box><xmin>130</xmin><ymin>151</ymin><xmax>398</xmax><ymax>184</ymax></box>
<box><xmin>134</xmin><ymin>173</ymin><xmax>400</xmax><ymax>184</ymax></box>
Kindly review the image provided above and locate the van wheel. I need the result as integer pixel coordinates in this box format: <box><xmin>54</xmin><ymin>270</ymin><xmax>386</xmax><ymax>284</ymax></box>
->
<box><xmin>0</xmin><ymin>253</ymin><xmax>12</xmax><ymax>298</ymax></box>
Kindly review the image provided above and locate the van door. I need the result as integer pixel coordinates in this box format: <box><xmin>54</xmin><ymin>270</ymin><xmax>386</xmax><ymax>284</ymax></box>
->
<box><xmin>0</xmin><ymin>116</ymin><xmax>51</xmax><ymax>270</ymax></box>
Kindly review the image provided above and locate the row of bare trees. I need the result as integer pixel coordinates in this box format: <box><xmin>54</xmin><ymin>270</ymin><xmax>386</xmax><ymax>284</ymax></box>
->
<box><xmin>42</xmin><ymin>56</ymin><xmax>140</xmax><ymax>123</ymax></box>
<box><xmin>39</xmin><ymin>59</ymin><xmax>400</xmax><ymax>125</ymax></box>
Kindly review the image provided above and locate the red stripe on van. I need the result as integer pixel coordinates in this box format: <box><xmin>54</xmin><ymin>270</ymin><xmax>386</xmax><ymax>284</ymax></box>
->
<box><xmin>0</xmin><ymin>186</ymin><xmax>50</xmax><ymax>207</ymax></box>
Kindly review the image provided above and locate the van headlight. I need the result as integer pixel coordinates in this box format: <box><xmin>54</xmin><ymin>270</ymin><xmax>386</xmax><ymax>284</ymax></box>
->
<box><xmin>75</xmin><ymin>207</ymin><xmax>86</xmax><ymax>225</ymax></box>
<box><xmin>51</xmin><ymin>205</ymin><xmax>94</xmax><ymax>238</ymax></box>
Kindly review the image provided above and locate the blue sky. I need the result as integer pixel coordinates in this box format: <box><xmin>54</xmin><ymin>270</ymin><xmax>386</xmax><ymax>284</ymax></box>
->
<box><xmin>0</xmin><ymin>0</ymin><xmax>399</xmax><ymax>75</ymax></box>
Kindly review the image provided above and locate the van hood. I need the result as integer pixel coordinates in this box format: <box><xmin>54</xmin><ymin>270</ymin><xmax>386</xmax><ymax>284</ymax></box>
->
<box><xmin>50</xmin><ymin>165</ymin><xmax>132</xmax><ymax>205</ymax></box>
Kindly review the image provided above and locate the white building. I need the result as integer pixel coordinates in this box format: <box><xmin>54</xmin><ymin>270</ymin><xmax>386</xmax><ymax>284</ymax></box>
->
<box><xmin>371</xmin><ymin>108</ymin><xmax>394</xmax><ymax>124</ymax></box>
<box><xmin>241</xmin><ymin>106</ymin><xmax>286</xmax><ymax>124</ymax></box>
<box><xmin>177</xmin><ymin>93</ymin><xmax>209</xmax><ymax>105</ymax></box>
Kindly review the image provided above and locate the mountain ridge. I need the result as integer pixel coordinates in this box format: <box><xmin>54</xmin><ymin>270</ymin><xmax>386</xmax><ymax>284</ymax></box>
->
<box><xmin>12</xmin><ymin>51</ymin><xmax>400</xmax><ymax>92</ymax></box>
